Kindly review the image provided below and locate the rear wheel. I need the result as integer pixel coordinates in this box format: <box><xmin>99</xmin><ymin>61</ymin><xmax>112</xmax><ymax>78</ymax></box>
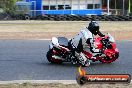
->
<box><xmin>100</xmin><ymin>52</ymin><xmax>119</xmax><ymax>63</ymax></box>
<box><xmin>46</xmin><ymin>49</ymin><xmax>63</xmax><ymax>64</ymax></box>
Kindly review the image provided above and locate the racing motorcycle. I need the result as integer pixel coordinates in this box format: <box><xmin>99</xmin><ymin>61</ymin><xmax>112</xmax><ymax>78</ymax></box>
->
<box><xmin>46</xmin><ymin>33</ymin><xmax>119</xmax><ymax>66</ymax></box>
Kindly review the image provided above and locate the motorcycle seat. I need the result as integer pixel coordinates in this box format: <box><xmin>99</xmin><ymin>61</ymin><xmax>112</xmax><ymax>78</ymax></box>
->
<box><xmin>58</xmin><ymin>37</ymin><xmax>68</xmax><ymax>47</ymax></box>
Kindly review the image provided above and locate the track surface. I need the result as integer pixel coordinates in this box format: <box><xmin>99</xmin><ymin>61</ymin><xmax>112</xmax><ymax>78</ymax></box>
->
<box><xmin>0</xmin><ymin>40</ymin><xmax>131</xmax><ymax>81</ymax></box>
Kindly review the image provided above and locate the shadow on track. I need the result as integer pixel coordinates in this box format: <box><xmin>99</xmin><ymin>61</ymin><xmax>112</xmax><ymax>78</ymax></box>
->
<box><xmin>41</xmin><ymin>61</ymin><xmax>116</xmax><ymax>68</ymax></box>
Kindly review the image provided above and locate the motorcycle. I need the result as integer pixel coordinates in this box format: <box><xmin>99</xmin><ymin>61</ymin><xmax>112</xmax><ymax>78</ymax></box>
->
<box><xmin>82</xmin><ymin>33</ymin><xmax>119</xmax><ymax>63</ymax></box>
<box><xmin>46</xmin><ymin>33</ymin><xmax>119</xmax><ymax>66</ymax></box>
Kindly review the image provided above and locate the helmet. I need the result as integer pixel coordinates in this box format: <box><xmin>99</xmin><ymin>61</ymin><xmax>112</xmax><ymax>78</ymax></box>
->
<box><xmin>87</xmin><ymin>21</ymin><xmax>99</xmax><ymax>35</ymax></box>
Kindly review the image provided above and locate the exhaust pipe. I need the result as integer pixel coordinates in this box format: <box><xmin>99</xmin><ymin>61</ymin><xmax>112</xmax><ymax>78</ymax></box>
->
<box><xmin>52</xmin><ymin>55</ymin><xmax>64</xmax><ymax>60</ymax></box>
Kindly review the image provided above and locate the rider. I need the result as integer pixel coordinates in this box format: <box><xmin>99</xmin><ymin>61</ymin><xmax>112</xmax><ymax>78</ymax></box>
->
<box><xmin>71</xmin><ymin>21</ymin><xmax>105</xmax><ymax>66</ymax></box>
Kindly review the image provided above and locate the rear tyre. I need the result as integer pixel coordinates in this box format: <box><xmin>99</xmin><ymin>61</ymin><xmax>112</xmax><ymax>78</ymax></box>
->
<box><xmin>46</xmin><ymin>49</ymin><xmax>63</xmax><ymax>64</ymax></box>
<box><xmin>25</xmin><ymin>15</ymin><xmax>30</xmax><ymax>20</ymax></box>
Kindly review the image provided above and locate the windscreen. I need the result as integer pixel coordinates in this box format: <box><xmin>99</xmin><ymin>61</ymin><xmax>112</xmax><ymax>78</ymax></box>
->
<box><xmin>108</xmin><ymin>33</ymin><xmax>115</xmax><ymax>42</ymax></box>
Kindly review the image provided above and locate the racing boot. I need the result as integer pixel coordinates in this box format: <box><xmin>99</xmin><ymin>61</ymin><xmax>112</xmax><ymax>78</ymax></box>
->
<box><xmin>77</xmin><ymin>52</ymin><xmax>91</xmax><ymax>67</ymax></box>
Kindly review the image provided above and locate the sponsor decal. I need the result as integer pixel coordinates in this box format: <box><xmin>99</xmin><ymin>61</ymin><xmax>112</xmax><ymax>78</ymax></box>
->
<box><xmin>76</xmin><ymin>66</ymin><xmax>131</xmax><ymax>85</ymax></box>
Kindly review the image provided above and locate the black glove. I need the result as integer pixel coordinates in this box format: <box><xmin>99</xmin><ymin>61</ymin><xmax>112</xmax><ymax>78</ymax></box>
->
<box><xmin>98</xmin><ymin>31</ymin><xmax>105</xmax><ymax>37</ymax></box>
<box><xmin>101</xmin><ymin>37</ymin><xmax>109</xmax><ymax>46</ymax></box>
<box><xmin>102</xmin><ymin>37</ymin><xmax>109</xmax><ymax>41</ymax></box>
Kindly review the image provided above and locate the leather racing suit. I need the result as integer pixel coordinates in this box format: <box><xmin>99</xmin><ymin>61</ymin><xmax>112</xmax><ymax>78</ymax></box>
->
<box><xmin>71</xmin><ymin>27</ymin><xmax>105</xmax><ymax>56</ymax></box>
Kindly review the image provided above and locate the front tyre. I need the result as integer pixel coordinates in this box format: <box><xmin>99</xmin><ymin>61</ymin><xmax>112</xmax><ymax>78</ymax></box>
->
<box><xmin>46</xmin><ymin>49</ymin><xmax>63</xmax><ymax>64</ymax></box>
<box><xmin>100</xmin><ymin>52</ymin><xmax>119</xmax><ymax>63</ymax></box>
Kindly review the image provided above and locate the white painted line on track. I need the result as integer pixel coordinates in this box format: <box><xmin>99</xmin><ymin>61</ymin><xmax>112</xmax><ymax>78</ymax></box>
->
<box><xmin>1</xmin><ymin>38</ymin><xmax>131</xmax><ymax>41</ymax></box>
<box><xmin>0</xmin><ymin>80</ymin><xmax>131</xmax><ymax>84</ymax></box>
<box><xmin>0</xmin><ymin>80</ymin><xmax>77</xmax><ymax>84</ymax></box>
<box><xmin>16</xmin><ymin>39</ymin><xmax>132</xmax><ymax>41</ymax></box>
<box><xmin>37</xmin><ymin>39</ymin><xmax>51</xmax><ymax>40</ymax></box>
<box><xmin>18</xmin><ymin>39</ymin><xmax>51</xmax><ymax>41</ymax></box>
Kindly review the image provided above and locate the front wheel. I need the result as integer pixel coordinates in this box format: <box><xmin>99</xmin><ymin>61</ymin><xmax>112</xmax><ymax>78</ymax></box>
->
<box><xmin>100</xmin><ymin>52</ymin><xmax>119</xmax><ymax>63</ymax></box>
<box><xmin>46</xmin><ymin>49</ymin><xmax>63</xmax><ymax>64</ymax></box>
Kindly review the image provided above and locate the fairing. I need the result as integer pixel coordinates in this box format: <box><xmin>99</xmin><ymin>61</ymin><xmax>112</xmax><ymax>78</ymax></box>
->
<box><xmin>108</xmin><ymin>33</ymin><xmax>115</xmax><ymax>43</ymax></box>
<box><xmin>52</xmin><ymin>37</ymin><xmax>59</xmax><ymax>46</ymax></box>
<box><xmin>94</xmin><ymin>37</ymin><xmax>103</xmax><ymax>49</ymax></box>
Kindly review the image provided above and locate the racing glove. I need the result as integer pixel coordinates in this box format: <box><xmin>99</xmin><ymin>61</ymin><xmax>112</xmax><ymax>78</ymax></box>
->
<box><xmin>98</xmin><ymin>31</ymin><xmax>105</xmax><ymax>37</ymax></box>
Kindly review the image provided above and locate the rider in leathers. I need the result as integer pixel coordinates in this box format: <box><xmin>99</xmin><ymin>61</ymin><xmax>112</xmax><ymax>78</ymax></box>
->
<box><xmin>71</xmin><ymin>21</ymin><xmax>105</xmax><ymax>66</ymax></box>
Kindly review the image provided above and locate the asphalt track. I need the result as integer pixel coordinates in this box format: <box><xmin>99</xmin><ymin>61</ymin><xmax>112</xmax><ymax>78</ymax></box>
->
<box><xmin>0</xmin><ymin>40</ymin><xmax>132</xmax><ymax>81</ymax></box>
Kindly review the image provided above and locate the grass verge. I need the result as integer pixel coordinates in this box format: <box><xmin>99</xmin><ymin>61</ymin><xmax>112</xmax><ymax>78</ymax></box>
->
<box><xmin>0</xmin><ymin>82</ymin><xmax>131</xmax><ymax>88</ymax></box>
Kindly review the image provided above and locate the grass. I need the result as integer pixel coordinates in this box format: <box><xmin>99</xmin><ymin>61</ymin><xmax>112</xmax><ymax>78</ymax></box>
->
<box><xmin>0</xmin><ymin>83</ymin><xmax>79</xmax><ymax>88</ymax></box>
<box><xmin>0</xmin><ymin>83</ymin><xmax>131</xmax><ymax>88</ymax></box>
<box><xmin>0</xmin><ymin>21</ymin><xmax>132</xmax><ymax>32</ymax></box>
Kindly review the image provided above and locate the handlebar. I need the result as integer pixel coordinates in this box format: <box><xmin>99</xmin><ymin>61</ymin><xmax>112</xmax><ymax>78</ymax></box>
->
<box><xmin>101</xmin><ymin>37</ymin><xmax>110</xmax><ymax>48</ymax></box>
